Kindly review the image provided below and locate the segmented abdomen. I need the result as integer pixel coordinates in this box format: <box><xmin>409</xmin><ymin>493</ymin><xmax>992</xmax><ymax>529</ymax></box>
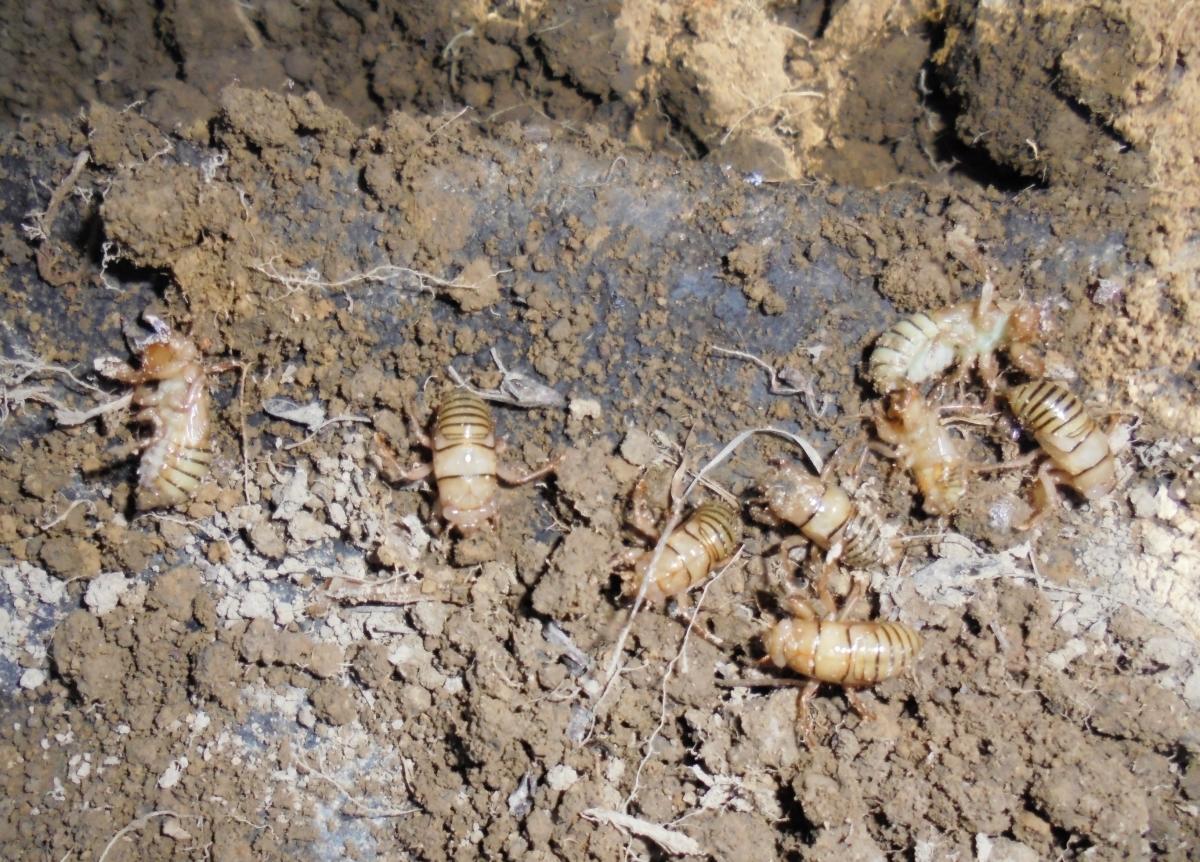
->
<box><xmin>837</xmin><ymin>509</ymin><xmax>888</xmax><ymax>569</ymax></box>
<box><xmin>867</xmin><ymin>312</ymin><xmax>952</xmax><ymax>393</ymax></box>
<box><xmin>1007</xmin><ymin>380</ymin><xmax>1115</xmax><ymax>499</ymax></box>
<box><xmin>434</xmin><ymin>389</ymin><xmax>494</xmax><ymax>443</ymax></box>
<box><xmin>140</xmin><ymin>435</ymin><xmax>213</xmax><ymax>507</ymax></box>
<box><xmin>795</xmin><ymin>491</ymin><xmax>887</xmax><ymax>569</ymax></box>
<box><xmin>431</xmin><ymin>389</ymin><xmax>499</xmax><ymax>482</ymax></box>
<box><xmin>638</xmin><ymin>501</ymin><xmax>741</xmax><ymax>601</ymax></box>
<box><xmin>768</xmin><ymin>618</ymin><xmax>920</xmax><ymax>686</ymax></box>
<box><xmin>135</xmin><ymin>377</ymin><xmax>212</xmax><ymax>509</ymax></box>
<box><xmin>430</xmin><ymin>390</ymin><xmax>500</xmax><ymax>527</ymax></box>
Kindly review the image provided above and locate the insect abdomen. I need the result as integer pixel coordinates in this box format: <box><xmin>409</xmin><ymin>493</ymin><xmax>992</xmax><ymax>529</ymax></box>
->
<box><xmin>139</xmin><ymin>437</ymin><xmax>213</xmax><ymax>508</ymax></box>
<box><xmin>638</xmin><ymin>501</ymin><xmax>741</xmax><ymax>602</ymax></box>
<box><xmin>1008</xmin><ymin>380</ymin><xmax>1115</xmax><ymax>499</ymax></box>
<box><xmin>868</xmin><ymin>312</ymin><xmax>948</xmax><ymax>392</ymax></box>
<box><xmin>838</xmin><ymin>509</ymin><xmax>887</xmax><ymax>569</ymax></box>
<box><xmin>430</xmin><ymin>390</ymin><xmax>501</xmax><ymax>529</ymax></box>
<box><xmin>768</xmin><ymin>618</ymin><xmax>920</xmax><ymax>686</ymax></box>
<box><xmin>434</xmin><ymin>389</ymin><xmax>495</xmax><ymax>443</ymax></box>
<box><xmin>133</xmin><ymin>366</ymin><xmax>212</xmax><ymax>510</ymax></box>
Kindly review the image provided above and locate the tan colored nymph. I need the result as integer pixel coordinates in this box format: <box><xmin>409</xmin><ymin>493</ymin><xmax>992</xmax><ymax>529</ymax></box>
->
<box><xmin>392</xmin><ymin>388</ymin><xmax>558</xmax><ymax>535</ymax></box>
<box><xmin>621</xmin><ymin>499</ymin><xmax>742</xmax><ymax>605</ymax></box>
<box><xmin>758</xmin><ymin>458</ymin><xmax>892</xmax><ymax>572</ymax></box>
<box><xmin>95</xmin><ymin>314</ymin><xmax>226</xmax><ymax>510</ymax></box>
<box><xmin>1004</xmin><ymin>379</ymin><xmax>1117</xmax><ymax>525</ymax></box>
<box><xmin>763</xmin><ymin>580</ymin><xmax>921</xmax><ymax>729</ymax></box>
<box><xmin>867</xmin><ymin>281</ymin><xmax>1043</xmax><ymax>395</ymax></box>
<box><xmin>872</xmin><ymin>385</ymin><xmax>969</xmax><ymax>516</ymax></box>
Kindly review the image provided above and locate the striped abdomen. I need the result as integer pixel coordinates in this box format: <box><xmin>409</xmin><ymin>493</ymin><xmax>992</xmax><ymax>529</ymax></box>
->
<box><xmin>867</xmin><ymin>311</ymin><xmax>957</xmax><ymax>394</ymax></box>
<box><xmin>634</xmin><ymin>501</ymin><xmax>741</xmax><ymax>603</ymax></box>
<box><xmin>765</xmin><ymin>618</ymin><xmax>920</xmax><ymax>687</ymax></box>
<box><xmin>430</xmin><ymin>389</ymin><xmax>500</xmax><ymax>529</ymax></box>
<box><xmin>1007</xmin><ymin>380</ymin><xmax>1115</xmax><ymax>499</ymax></box>
<box><xmin>764</xmin><ymin>462</ymin><xmax>889</xmax><ymax>568</ymax></box>
<box><xmin>135</xmin><ymin>373</ymin><xmax>213</xmax><ymax>509</ymax></box>
<box><xmin>837</xmin><ymin>508</ymin><xmax>889</xmax><ymax>569</ymax></box>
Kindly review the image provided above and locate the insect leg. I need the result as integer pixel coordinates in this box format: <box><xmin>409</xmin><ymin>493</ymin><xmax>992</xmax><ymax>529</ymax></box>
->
<box><xmin>399</xmin><ymin>461</ymin><xmax>433</xmax><ymax>483</ymax></box>
<box><xmin>403</xmin><ymin>401</ymin><xmax>433</xmax><ymax>449</ymax></box>
<box><xmin>976</xmin><ymin>352</ymin><xmax>1001</xmax><ymax>402</ymax></box>
<box><xmin>496</xmin><ymin>451</ymin><xmax>561</xmax><ymax>486</ymax></box>
<box><xmin>370</xmin><ymin>431</ymin><xmax>429</xmax><ymax>484</ymax></box>
<box><xmin>836</xmin><ymin>578</ymin><xmax>866</xmax><ymax>622</ymax></box>
<box><xmin>796</xmin><ymin>681</ymin><xmax>821</xmax><ymax>745</ymax></box>
<box><xmin>971</xmin><ymin>450</ymin><xmax>1039</xmax><ymax>473</ymax></box>
<box><xmin>668</xmin><ymin>601</ymin><xmax>725</xmax><ymax>647</ymax></box>
<box><xmin>778</xmin><ymin>535</ymin><xmax>809</xmax><ymax>573</ymax></box>
<box><xmin>626</xmin><ymin>474</ymin><xmax>663</xmax><ymax>541</ymax></box>
<box><xmin>845</xmin><ymin>690</ymin><xmax>877</xmax><ymax>721</ymax></box>
<box><xmin>93</xmin><ymin>357</ymin><xmax>146</xmax><ymax>386</ymax></box>
<box><xmin>1017</xmin><ymin>460</ymin><xmax>1063</xmax><ymax>530</ymax></box>
<box><xmin>813</xmin><ymin>565</ymin><xmax>838</xmax><ymax>618</ymax></box>
<box><xmin>780</xmin><ymin>593</ymin><xmax>817</xmax><ymax>620</ymax></box>
<box><xmin>868</xmin><ymin>440</ymin><xmax>899</xmax><ymax>461</ymax></box>
<box><xmin>134</xmin><ymin>410</ymin><xmax>167</xmax><ymax>451</ymax></box>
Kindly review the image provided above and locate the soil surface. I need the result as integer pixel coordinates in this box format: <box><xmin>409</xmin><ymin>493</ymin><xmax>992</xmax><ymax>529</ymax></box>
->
<box><xmin>1</xmin><ymin>2</ymin><xmax>1198</xmax><ymax>861</ymax></box>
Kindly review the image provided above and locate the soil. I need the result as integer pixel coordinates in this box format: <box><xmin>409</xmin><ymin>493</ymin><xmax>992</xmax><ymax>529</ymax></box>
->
<box><xmin>1</xmin><ymin>1</ymin><xmax>1198</xmax><ymax>860</ymax></box>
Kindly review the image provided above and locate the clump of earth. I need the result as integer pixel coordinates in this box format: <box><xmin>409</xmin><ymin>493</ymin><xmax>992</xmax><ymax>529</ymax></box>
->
<box><xmin>1</xmin><ymin>1</ymin><xmax>1198</xmax><ymax>860</ymax></box>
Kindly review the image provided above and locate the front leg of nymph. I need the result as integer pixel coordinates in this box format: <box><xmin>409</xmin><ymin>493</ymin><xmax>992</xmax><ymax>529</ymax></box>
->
<box><xmin>844</xmin><ymin>689</ymin><xmax>877</xmax><ymax>721</ymax></box>
<box><xmin>94</xmin><ymin>356</ymin><xmax>147</xmax><ymax>387</ymax></box>
<box><xmin>495</xmin><ymin>440</ymin><xmax>561</xmax><ymax>486</ymax></box>
<box><xmin>778</xmin><ymin>535</ymin><xmax>810</xmax><ymax>573</ymax></box>
<box><xmin>868</xmin><ymin>440</ymin><xmax>900</xmax><ymax>462</ymax></box>
<box><xmin>131</xmin><ymin>407</ymin><xmax>168</xmax><ymax>451</ymax></box>
<box><xmin>976</xmin><ymin>353</ymin><xmax>1002</xmax><ymax>407</ymax></box>
<box><xmin>404</xmin><ymin>401</ymin><xmax>434</xmax><ymax>450</ymax></box>
<box><xmin>795</xmin><ymin>681</ymin><xmax>821</xmax><ymax>745</ymax></box>
<box><xmin>371</xmin><ymin>431</ymin><xmax>432</xmax><ymax>483</ymax></box>
<box><xmin>667</xmin><ymin>598</ymin><xmax>725</xmax><ymax>646</ymax></box>
<box><xmin>626</xmin><ymin>474</ymin><xmax>664</xmax><ymax>541</ymax></box>
<box><xmin>1016</xmin><ymin>460</ymin><xmax>1064</xmax><ymax>531</ymax></box>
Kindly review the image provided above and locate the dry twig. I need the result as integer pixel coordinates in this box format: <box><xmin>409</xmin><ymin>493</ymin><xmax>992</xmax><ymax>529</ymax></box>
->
<box><xmin>252</xmin><ymin>258</ymin><xmax>496</xmax><ymax>302</ymax></box>
<box><xmin>1</xmin><ymin>353</ymin><xmax>120</xmax><ymax>426</ymax></box>
<box><xmin>624</xmin><ymin>549</ymin><xmax>743</xmax><ymax>810</ymax></box>
<box><xmin>97</xmin><ymin>810</ymin><xmax>185</xmax><ymax>862</ymax></box>
<box><xmin>710</xmin><ymin>345</ymin><xmax>829</xmax><ymax>415</ymax></box>
<box><xmin>446</xmin><ymin>348</ymin><xmax>565</xmax><ymax>408</ymax></box>
<box><xmin>581</xmin><ymin>808</ymin><xmax>702</xmax><ymax>856</ymax></box>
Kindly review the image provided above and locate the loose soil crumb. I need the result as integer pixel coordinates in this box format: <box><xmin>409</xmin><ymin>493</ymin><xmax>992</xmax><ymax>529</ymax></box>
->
<box><xmin>1</xmin><ymin>4</ymin><xmax>1199</xmax><ymax>861</ymax></box>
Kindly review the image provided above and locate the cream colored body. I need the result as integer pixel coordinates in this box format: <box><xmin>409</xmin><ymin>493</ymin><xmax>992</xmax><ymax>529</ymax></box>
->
<box><xmin>397</xmin><ymin>388</ymin><xmax>559</xmax><ymax>535</ymax></box>
<box><xmin>874</xmin><ymin>386</ymin><xmax>967</xmax><ymax>516</ymax></box>
<box><xmin>431</xmin><ymin>426</ymin><xmax>501</xmax><ymax>529</ymax></box>
<box><xmin>761</xmin><ymin>461</ymin><xmax>889</xmax><ymax>569</ymax></box>
<box><xmin>630</xmin><ymin>501</ymin><xmax>740</xmax><ymax>604</ymax></box>
<box><xmin>428</xmin><ymin>390</ymin><xmax>503</xmax><ymax>533</ymax></box>
<box><xmin>765</xmin><ymin>617</ymin><xmax>920</xmax><ymax>687</ymax></box>
<box><xmin>756</xmin><ymin>585</ymin><xmax>922</xmax><ymax>732</ymax></box>
<box><xmin>97</xmin><ymin>317</ymin><xmax>214</xmax><ymax>510</ymax></box>
<box><xmin>134</xmin><ymin>370</ymin><xmax>212</xmax><ymax>508</ymax></box>
<box><xmin>868</xmin><ymin>288</ymin><xmax>1042</xmax><ymax>394</ymax></box>
<box><xmin>1007</xmin><ymin>380</ymin><xmax>1116</xmax><ymax>501</ymax></box>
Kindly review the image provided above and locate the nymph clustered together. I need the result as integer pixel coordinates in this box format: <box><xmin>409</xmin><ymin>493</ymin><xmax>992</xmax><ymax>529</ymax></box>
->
<box><xmin>83</xmin><ymin>270</ymin><xmax>1118</xmax><ymax>745</ymax></box>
